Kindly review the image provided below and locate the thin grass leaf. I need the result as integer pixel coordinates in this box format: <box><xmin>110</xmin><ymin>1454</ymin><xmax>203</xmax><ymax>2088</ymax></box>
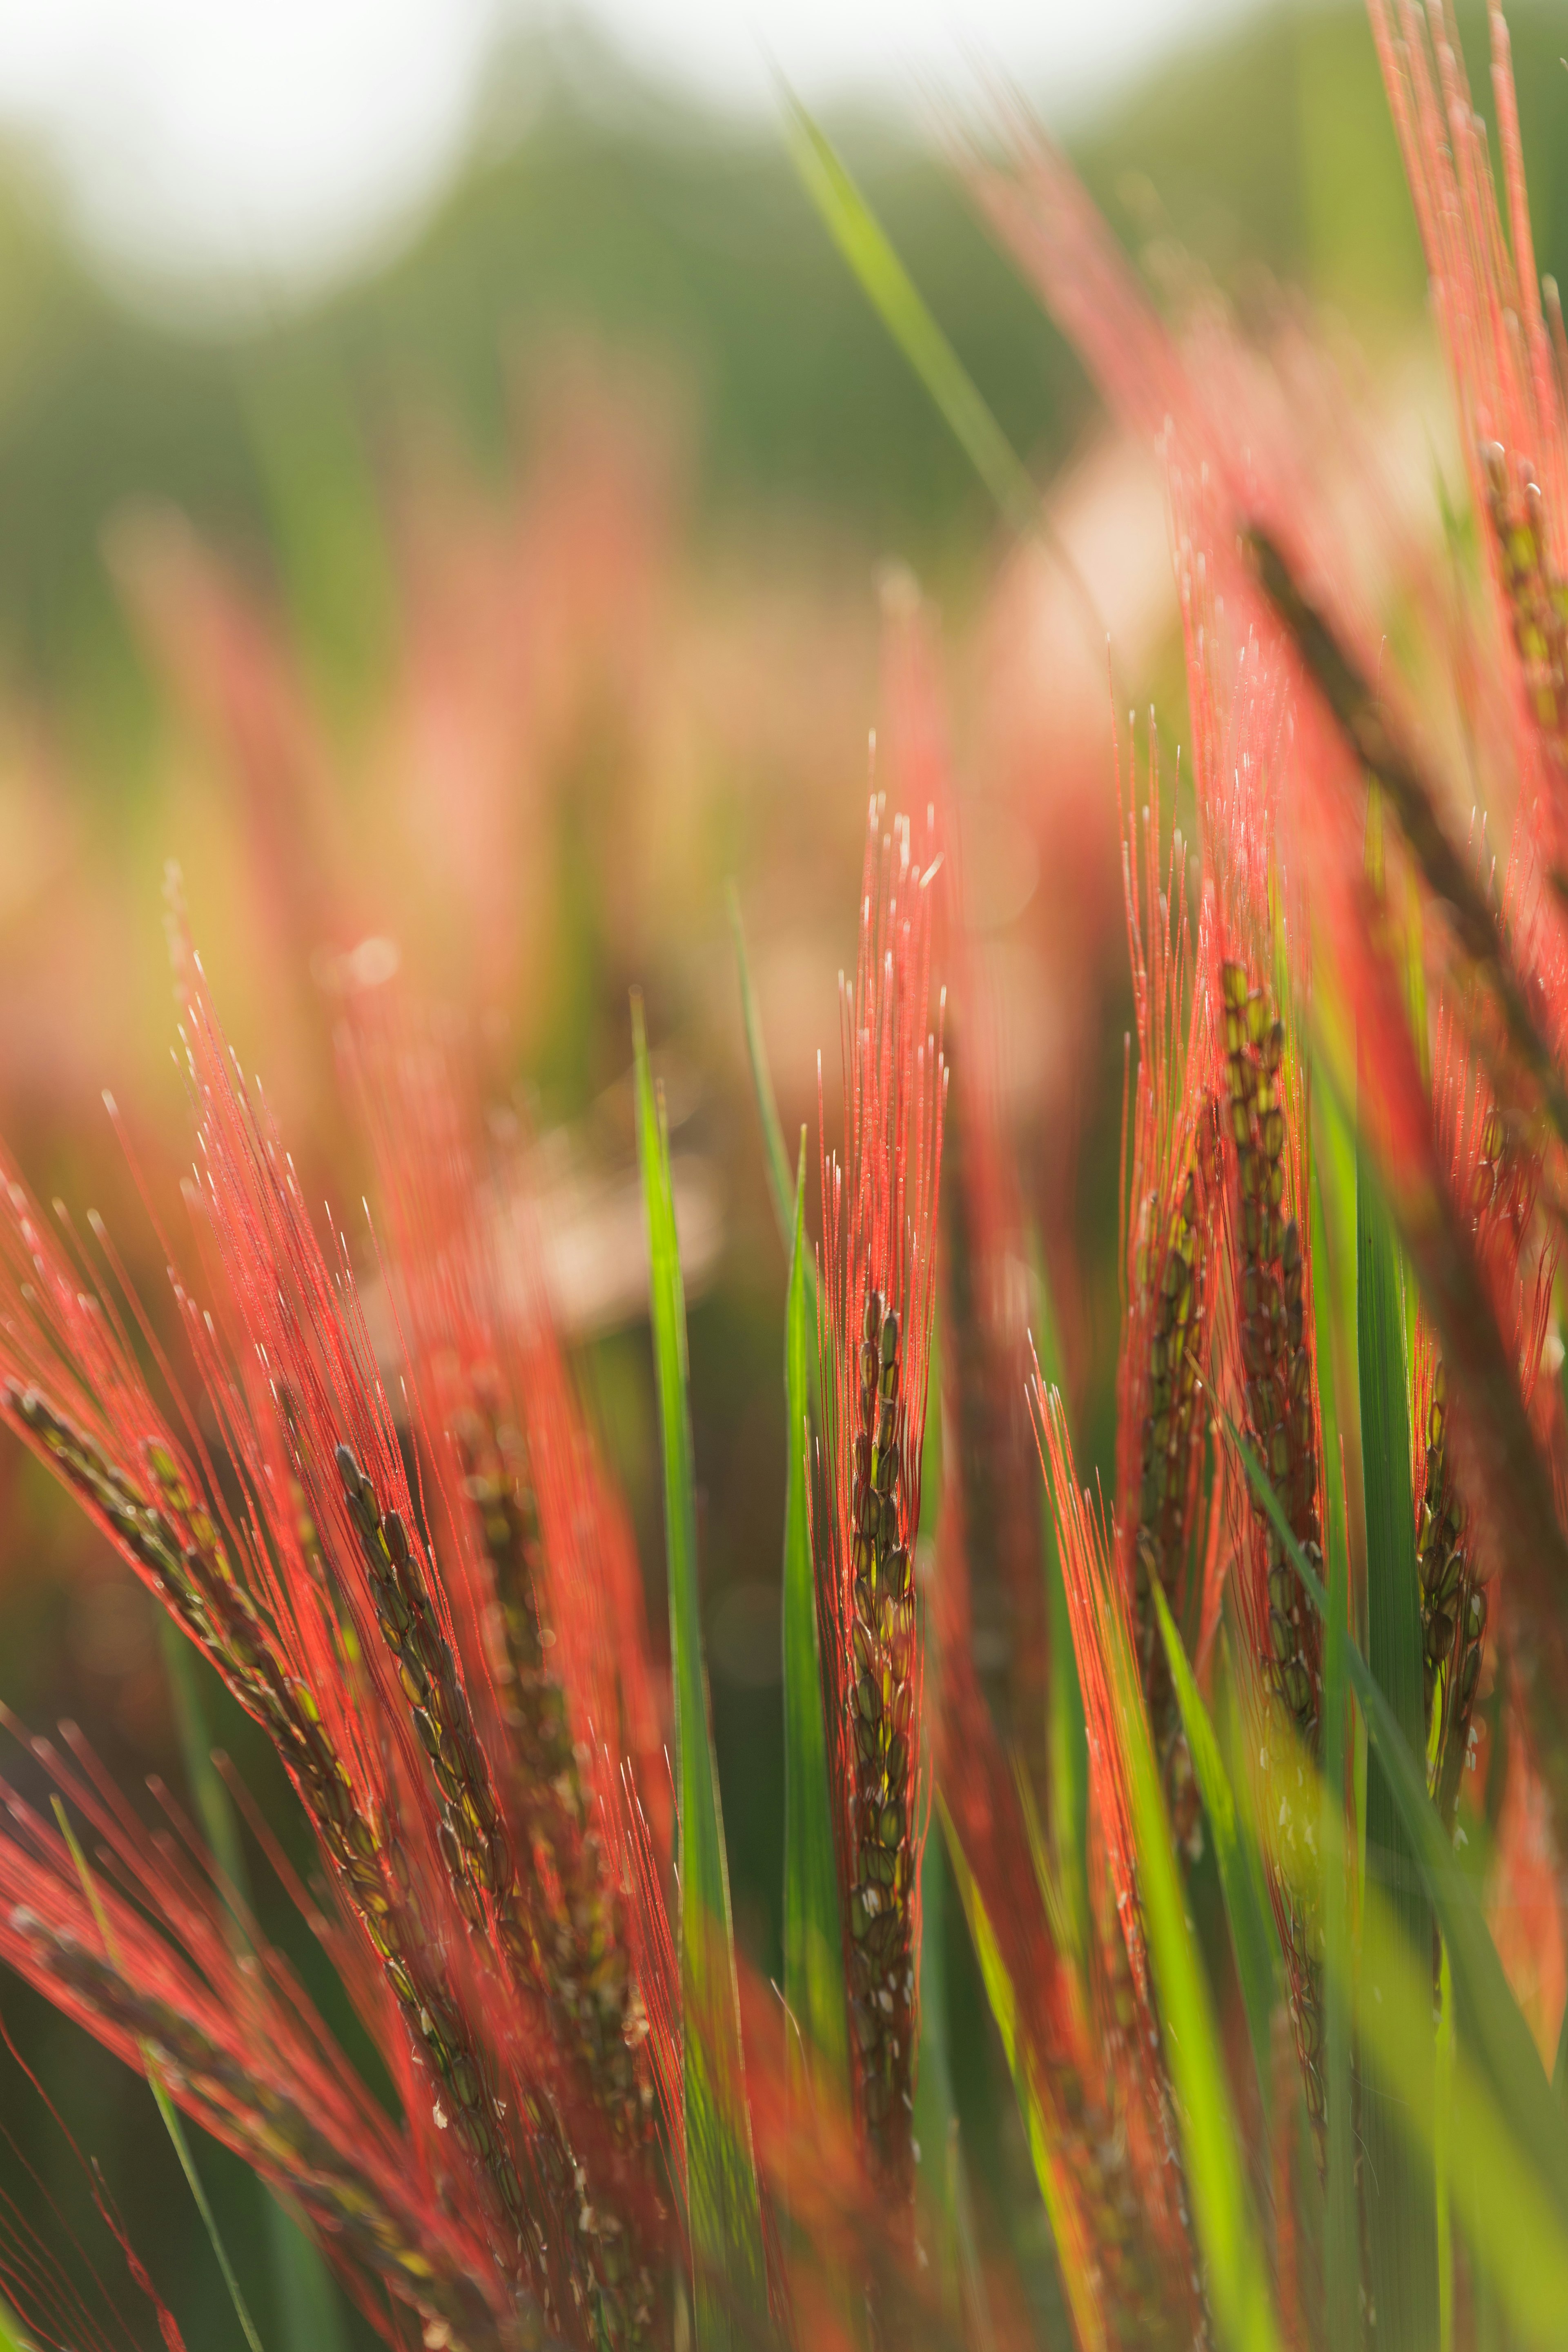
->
<box><xmin>1222</xmin><ymin>1489</ymin><xmax>1568</xmax><ymax>2342</ymax></box>
<box><xmin>1229</xmin><ymin>1422</ymin><xmax>1568</xmax><ymax>2232</ymax></box>
<box><xmin>938</xmin><ymin>1811</ymin><xmax>1107</xmax><ymax>2352</ymax></box>
<box><xmin>779</xmin><ymin>91</ymin><xmax>1113</xmax><ymax>683</ymax></box>
<box><xmin>1436</xmin><ymin>1943</ymin><xmax>1456</xmax><ymax>2352</ymax></box>
<box><xmin>779</xmin><ymin>93</ymin><xmax>1038</xmax><ymax>541</ymax></box>
<box><xmin>633</xmin><ymin>995</ymin><xmax>769</xmax><ymax>2347</ymax></box>
<box><xmin>914</xmin><ymin>1846</ymin><xmax>996</xmax><ymax>2352</ymax></box>
<box><xmin>52</xmin><ymin>1797</ymin><xmax>268</xmax><ymax>2352</ymax></box>
<box><xmin>1356</xmin><ymin>1142</ymin><xmax>1437</xmax><ymax>2348</ymax></box>
<box><xmin>1309</xmin><ymin>1118</ymin><xmax>1361</xmax><ymax>2352</ymax></box>
<box><xmin>1321</xmin><ymin>1499</ymin><xmax>1360</xmax><ymax>2350</ymax></box>
<box><xmin>1027</xmin><ymin>1234</ymin><xmax>1089</xmax><ymax>1969</ymax></box>
<box><xmin>1096</xmin><ymin>1599</ymin><xmax>1283</xmax><ymax>2352</ymax></box>
<box><xmin>781</xmin><ymin>1129</ymin><xmax>846</xmax><ymax>2116</ymax></box>
<box><xmin>728</xmin><ymin>886</ymin><xmax>800</xmax><ymax>1268</ymax></box>
<box><xmin>159</xmin><ymin>1619</ymin><xmax>350</xmax><ymax>2352</ymax></box>
<box><xmin>911</xmin><ymin>1831</ymin><xmax>958</xmax><ymax>2311</ymax></box>
<box><xmin>1303</xmin><ymin>1738</ymin><xmax>1568</xmax><ymax>2345</ymax></box>
<box><xmin>1152</xmin><ymin>1588</ymin><xmax>1279</xmax><ymax>2108</ymax></box>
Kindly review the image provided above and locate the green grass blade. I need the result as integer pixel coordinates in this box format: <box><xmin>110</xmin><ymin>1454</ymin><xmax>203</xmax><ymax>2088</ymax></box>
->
<box><xmin>158</xmin><ymin>1619</ymin><xmax>350</xmax><ymax>2352</ymax></box>
<box><xmin>1355</xmin><ymin>1147</ymin><xmax>1437</xmax><ymax>2348</ymax></box>
<box><xmin>1320</xmin><ymin>1465</ymin><xmax>1360</xmax><ymax>2348</ymax></box>
<box><xmin>53</xmin><ymin>1797</ymin><xmax>267</xmax><ymax>2352</ymax></box>
<box><xmin>1310</xmin><ymin>1116</ymin><xmax>1361</xmax><ymax>2352</ymax></box>
<box><xmin>781</xmin><ymin>1129</ymin><xmax>846</xmax><ymax>2115</ymax></box>
<box><xmin>728</xmin><ymin>886</ymin><xmax>799</xmax><ymax>1265</ymax></box>
<box><xmin>778</xmin><ymin>89</ymin><xmax>1121</xmax><ymax>686</ymax></box>
<box><xmin>1247</xmin><ymin>1716</ymin><xmax>1568</xmax><ymax>2344</ymax></box>
<box><xmin>1229</xmin><ymin>1424</ymin><xmax>1568</xmax><ymax>2232</ymax></box>
<box><xmin>911</xmin><ymin>1829</ymin><xmax>958</xmax><ymax>2307</ymax></box>
<box><xmin>1436</xmin><ymin>1942</ymin><xmax>1455</xmax><ymax>2352</ymax></box>
<box><xmin>1027</xmin><ymin>1234</ymin><xmax>1089</xmax><ymax>1968</ymax></box>
<box><xmin>1095</xmin><ymin>1606</ymin><xmax>1283</xmax><ymax>2352</ymax></box>
<box><xmin>1152</xmin><ymin>1588</ymin><xmax>1279</xmax><ymax>2107</ymax></box>
<box><xmin>779</xmin><ymin>93</ymin><xmax>1040</xmax><ymax>543</ymax></box>
<box><xmin>1354</xmin><ymin>1878</ymin><xmax>1568</xmax><ymax>2345</ymax></box>
<box><xmin>633</xmin><ymin>995</ymin><xmax>769</xmax><ymax>2344</ymax></box>
<box><xmin>915</xmin><ymin>1834</ymin><xmax>997</xmax><ymax>2352</ymax></box>
<box><xmin>938</xmin><ymin>1810</ymin><xmax>1108</xmax><ymax>2352</ymax></box>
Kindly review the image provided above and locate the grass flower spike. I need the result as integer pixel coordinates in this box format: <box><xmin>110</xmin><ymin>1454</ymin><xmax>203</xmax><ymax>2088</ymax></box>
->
<box><xmin>816</xmin><ymin>797</ymin><xmax>945</xmax><ymax>2207</ymax></box>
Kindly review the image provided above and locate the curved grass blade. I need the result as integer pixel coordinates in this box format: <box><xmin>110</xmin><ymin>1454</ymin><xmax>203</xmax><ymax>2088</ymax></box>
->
<box><xmin>728</xmin><ymin>887</ymin><xmax>800</xmax><ymax>1271</ymax></box>
<box><xmin>1257</xmin><ymin>1691</ymin><xmax>1568</xmax><ymax>2341</ymax></box>
<box><xmin>1228</xmin><ymin>1421</ymin><xmax>1568</xmax><ymax>2232</ymax></box>
<box><xmin>159</xmin><ymin>1620</ymin><xmax>349</xmax><ymax>2352</ymax></box>
<box><xmin>1095</xmin><ymin>1601</ymin><xmax>1283</xmax><ymax>2352</ymax></box>
<box><xmin>53</xmin><ymin>1797</ymin><xmax>267</xmax><ymax>2352</ymax></box>
<box><xmin>1309</xmin><ymin>1113</ymin><xmax>1361</xmax><ymax>2352</ymax></box>
<box><xmin>781</xmin><ymin>1128</ymin><xmax>845</xmax><ymax>2116</ymax></box>
<box><xmin>938</xmin><ymin>1810</ymin><xmax>1107</xmax><ymax>2352</ymax></box>
<box><xmin>1321</xmin><ymin>1476</ymin><xmax>1361</xmax><ymax>2352</ymax></box>
<box><xmin>777</xmin><ymin>89</ymin><xmax>1110</xmax><ymax>677</ymax></box>
<box><xmin>1250</xmin><ymin>1699</ymin><xmax>1568</xmax><ymax>2344</ymax></box>
<box><xmin>779</xmin><ymin>94</ymin><xmax>1038</xmax><ymax>543</ymax></box>
<box><xmin>1027</xmin><ymin>1233</ymin><xmax>1089</xmax><ymax>1971</ymax></box>
<box><xmin>911</xmin><ymin>1831</ymin><xmax>958</xmax><ymax>2310</ymax></box>
<box><xmin>1355</xmin><ymin>1149</ymin><xmax>1437</xmax><ymax>2349</ymax></box>
<box><xmin>633</xmin><ymin>995</ymin><xmax>769</xmax><ymax>2346</ymax></box>
<box><xmin>1152</xmin><ymin>1588</ymin><xmax>1279</xmax><ymax>2108</ymax></box>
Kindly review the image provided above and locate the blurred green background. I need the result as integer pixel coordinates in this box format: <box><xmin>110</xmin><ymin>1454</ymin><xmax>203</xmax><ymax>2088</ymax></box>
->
<box><xmin>0</xmin><ymin>2</ymin><xmax>1564</xmax><ymax>2341</ymax></box>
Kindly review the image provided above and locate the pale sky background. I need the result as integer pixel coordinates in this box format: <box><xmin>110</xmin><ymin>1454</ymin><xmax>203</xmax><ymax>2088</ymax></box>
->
<box><xmin>0</xmin><ymin>0</ymin><xmax>1265</xmax><ymax>296</ymax></box>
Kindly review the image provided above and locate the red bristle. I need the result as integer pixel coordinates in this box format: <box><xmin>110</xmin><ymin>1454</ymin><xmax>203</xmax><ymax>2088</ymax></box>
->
<box><xmin>1022</xmin><ymin>1381</ymin><xmax>1205</xmax><ymax>2349</ymax></box>
<box><xmin>1116</xmin><ymin>729</ymin><xmax>1225</xmax><ymax>1850</ymax></box>
<box><xmin>884</xmin><ymin>592</ymin><xmax>1052</xmax><ymax>1804</ymax></box>
<box><xmin>815</xmin><ymin>793</ymin><xmax>946</xmax><ymax>2202</ymax></box>
<box><xmin>335</xmin><ymin>991</ymin><xmax>679</xmax><ymax>2196</ymax></box>
<box><xmin>0</xmin><ymin>1748</ymin><xmax>509</xmax><ymax>2350</ymax></box>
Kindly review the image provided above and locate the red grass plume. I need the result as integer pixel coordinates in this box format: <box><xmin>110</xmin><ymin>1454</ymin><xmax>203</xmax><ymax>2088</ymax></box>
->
<box><xmin>1370</xmin><ymin>0</ymin><xmax>1568</xmax><ymax>843</ymax></box>
<box><xmin>0</xmin><ymin>930</ymin><xmax>677</xmax><ymax>2348</ymax></box>
<box><xmin>1117</xmin><ymin>740</ymin><xmax>1225</xmax><ymax>1855</ymax></box>
<box><xmin>815</xmin><ymin>795</ymin><xmax>945</xmax><ymax>2204</ymax></box>
<box><xmin>1029</xmin><ymin>1384</ymin><xmax>1207</xmax><ymax>2352</ymax></box>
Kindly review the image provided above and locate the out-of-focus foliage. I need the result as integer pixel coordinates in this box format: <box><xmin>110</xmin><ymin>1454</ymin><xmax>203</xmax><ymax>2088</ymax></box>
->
<box><xmin>2</xmin><ymin>5</ymin><xmax>1568</xmax><ymax>2343</ymax></box>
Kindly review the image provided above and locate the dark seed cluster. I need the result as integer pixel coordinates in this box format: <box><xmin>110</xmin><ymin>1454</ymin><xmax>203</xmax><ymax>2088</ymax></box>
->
<box><xmin>456</xmin><ymin>1408</ymin><xmax>652</xmax><ymax>2134</ymax></box>
<box><xmin>2</xmin><ymin>1388</ymin><xmax>544</xmax><ymax>2305</ymax></box>
<box><xmin>1134</xmin><ymin>1121</ymin><xmax>1216</xmax><ymax>1859</ymax></box>
<box><xmin>1221</xmin><ymin>964</ymin><xmax>1324</xmax><ymax>1742</ymax></box>
<box><xmin>1221</xmin><ymin>961</ymin><xmax>1327</xmax><ymax>2156</ymax></box>
<box><xmin>9</xmin><ymin>1911</ymin><xmax>533</xmax><ymax>2352</ymax></box>
<box><xmin>1484</xmin><ymin>443</ymin><xmax>1568</xmax><ymax>765</ymax></box>
<box><xmin>452</xmin><ymin>1407</ymin><xmax>659</xmax><ymax>2341</ymax></box>
<box><xmin>335</xmin><ymin>1445</ymin><xmax>651</xmax><ymax>2348</ymax></box>
<box><xmin>1419</xmin><ymin>1368</ymin><xmax>1486</xmax><ymax>1838</ymax></box>
<box><xmin>844</xmin><ymin>1289</ymin><xmax>918</xmax><ymax>2188</ymax></box>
